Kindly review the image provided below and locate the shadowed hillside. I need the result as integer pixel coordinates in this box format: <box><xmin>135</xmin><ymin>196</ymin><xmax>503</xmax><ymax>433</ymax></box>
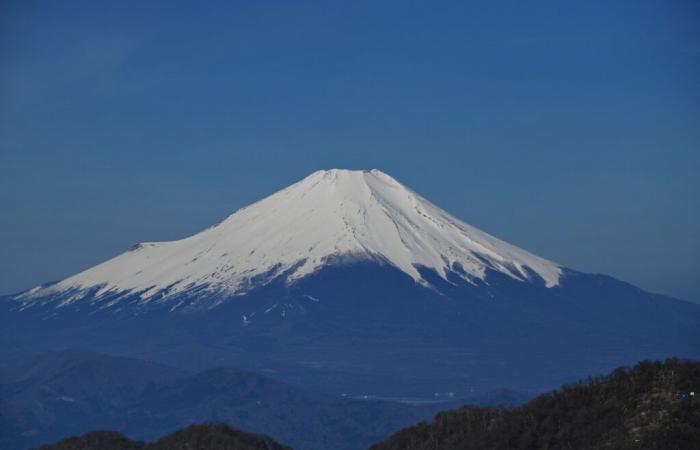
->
<box><xmin>34</xmin><ymin>424</ymin><xmax>291</xmax><ymax>450</ymax></box>
<box><xmin>3</xmin><ymin>350</ymin><xmax>486</xmax><ymax>450</ymax></box>
<box><xmin>371</xmin><ymin>359</ymin><xmax>700</xmax><ymax>450</ymax></box>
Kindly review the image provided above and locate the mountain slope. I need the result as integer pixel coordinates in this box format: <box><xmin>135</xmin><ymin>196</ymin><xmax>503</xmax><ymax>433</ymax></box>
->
<box><xmin>36</xmin><ymin>424</ymin><xmax>292</xmax><ymax>450</ymax></box>
<box><xmin>14</xmin><ymin>169</ymin><xmax>560</xmax><ymax>310</ymax></box>
<box><xmin>371</xmin><ymin>359</ymin><xmax>700</xmax><ymax>450</ymax></box>
<box><xmin>0</xmin><ymin>350</ymin><xmax>456</xmax><ymax>450</ymax></box>
<box><xmin>2</xmin><ymin>168</ymin><xmax>698</xmax><ymax>401</ymax></box>
<box><xmin>0</xmin><ymin>351</ymin><xmax>190</xmax><ymax>450</ymax></box>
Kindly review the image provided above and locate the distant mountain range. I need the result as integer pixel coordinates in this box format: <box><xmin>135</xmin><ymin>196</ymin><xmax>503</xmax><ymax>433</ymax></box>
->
<box><xmin>31</xmin><ymin>359</ymin><xmax>700</xmax><ymax>450</ymax></box>
<box><xmin>0</xmin><ymin>350</ymin><xmax>525</xmax><ymax>450</ymax></box>
<box><xmin>2</xmin><ymin>169</ymin><xmax>698</xmax><ymax>400</ymax></box>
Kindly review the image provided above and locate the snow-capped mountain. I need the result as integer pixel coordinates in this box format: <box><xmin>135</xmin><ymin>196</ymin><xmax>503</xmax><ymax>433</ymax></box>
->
<box><xmin>17</xmin><ymin>169</ymin><xmax>560</xmax><ymax>308</ymax></box>
<box><xmin>2</xmin><ymin>168</ymin><xmax>699</xmax><ymax>400</ymax></box>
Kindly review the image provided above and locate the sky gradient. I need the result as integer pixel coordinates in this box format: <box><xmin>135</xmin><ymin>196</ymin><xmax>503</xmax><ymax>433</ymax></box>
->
<box><xmin>1</xmin><ymin>1</ymin><xmax>699</xmax><ymax>301</ymax></box>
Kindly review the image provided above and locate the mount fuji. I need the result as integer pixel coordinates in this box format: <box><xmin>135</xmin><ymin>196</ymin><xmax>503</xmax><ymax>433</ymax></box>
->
<box><xmin>2</xmin><ymin>169</ymin><xmax>699</xmax><ymax>398</ymax></box>
<box><xmin>15</xmin><ymin>169</ymin><xmax>561</xmax><ymax>309</ymax></box>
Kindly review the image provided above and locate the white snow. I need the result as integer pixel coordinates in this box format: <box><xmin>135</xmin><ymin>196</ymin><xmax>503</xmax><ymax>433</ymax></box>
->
<box><xmin>17</xmin><ymin>169</ymin><xmax>561</xmax><ymax>306</ymax></box>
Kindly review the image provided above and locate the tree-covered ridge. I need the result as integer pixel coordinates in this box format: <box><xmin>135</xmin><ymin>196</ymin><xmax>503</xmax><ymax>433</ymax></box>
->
<box><xmin>371</xmin><ymin>359</ymin><xmax>700</xmax><ymax>450</ymax></box>
<box><xmin>35</xmin><ymin>424</ymin><xmax>291</xmax><ymax>450</ymax></box>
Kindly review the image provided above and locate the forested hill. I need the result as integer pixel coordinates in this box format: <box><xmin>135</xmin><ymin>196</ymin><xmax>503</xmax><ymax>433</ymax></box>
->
<box><xmin>33</xmin><ymin>359</ymin><xmax>700</xmax><ymax>450</ymax></box>
<box><xmin>35</xmin><ymin>424</ymin><xmax>291</xmax><ymax>450</ymax></box>
<box><xmin>371</xmin><ymin>359</ymin><xmax>700</xmax><ymax>450</ymax></box>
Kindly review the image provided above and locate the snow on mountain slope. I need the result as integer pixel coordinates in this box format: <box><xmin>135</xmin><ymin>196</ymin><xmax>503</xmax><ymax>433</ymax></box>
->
<box><xmin>17</xmin><ymin>169</ymin><xmax>561</xmax><ymax>306</ymax></box>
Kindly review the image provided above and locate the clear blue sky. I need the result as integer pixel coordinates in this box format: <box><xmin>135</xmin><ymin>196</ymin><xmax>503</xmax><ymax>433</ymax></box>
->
<box><xmin>1</xmin><ymin>1</ymin><xmax>698</xmax><ymax>302</ymax></box>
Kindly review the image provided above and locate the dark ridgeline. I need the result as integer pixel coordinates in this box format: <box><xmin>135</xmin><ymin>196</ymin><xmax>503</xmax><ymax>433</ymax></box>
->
<box><xmin>1</xmin><ymin>350</ymin><xmax>474</xmax><ymax>450</ymax></box>
<box><xmin>371</xmin><ymin>359</ymin><xmax>700</xmax><ymax>450</ymax></box>
<box><xmin>34</xmin><ymin>431</ymin><xmax>143</xmax><ymax>450</ymax></box>
<box><xmin>29</xmin><ymin>359</ymin><xmax>700</xmax><ymax>450</ymax></box>
<box><xmin>34</xmin><ymin>424</ymin><xmax>291</xmax><ymax>450</ymax></box>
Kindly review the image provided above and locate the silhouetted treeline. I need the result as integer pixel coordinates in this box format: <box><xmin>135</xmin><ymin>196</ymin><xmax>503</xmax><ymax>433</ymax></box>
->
<box><xmin>35</xmin><ymin>424</ymin><xmax>291</xmax><ymax>450</ymax></box>
<box><xmin>372</xmin><ymin>359</ymin><xmax>700</xmax><ymax>450</ymax></box>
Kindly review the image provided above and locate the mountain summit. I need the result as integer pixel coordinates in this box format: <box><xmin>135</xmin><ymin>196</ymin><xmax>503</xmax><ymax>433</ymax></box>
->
<box><xmin>18</xmin><ymin>169</ymin><xmax>560</xmax><ymax>308</ymax></box>
<box><xmin>3</xmin><ymin>169</ymin><xmax>699</xmax><ymax>400</ymax></box>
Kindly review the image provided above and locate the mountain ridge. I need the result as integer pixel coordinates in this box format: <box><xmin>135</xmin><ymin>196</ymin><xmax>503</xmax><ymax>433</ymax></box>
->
<box><xmin>29</xmin><ymin>359</ymin><xmax>700</xmax><ymax>450</ymax></box>
<box><xmin>371</xmin><ymin>358</ymin><xmax>700</xmax><ymax>450</ymax></box>
<box><xmin>14</xmin><ymin>169</ymin><xmax>561</xmax><ymax>311</ymax></box>
<box><xmin>2</xmin><ymin>349</ymin><xmax>505</xmax><ymax>450</ymax></box>
<box><xmin>2</xmin><ymin>169</ymin><xmax>698</xmax><ymax>404</ymax></box>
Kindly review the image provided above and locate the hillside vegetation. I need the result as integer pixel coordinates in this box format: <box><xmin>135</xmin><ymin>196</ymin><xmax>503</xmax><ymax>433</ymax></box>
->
<box><xmin>35</xmin><ymin>424</ymin><xmax>291</xmax><ymax>450</ymax></box>
<box><xmin>32</xmin><ymin>359</ymin><xmax>700</xmax><ymax>450</ymax></box>
<box><xmin>371</xmin><ymin>359</ymin><xmax>700</xmax><ymax>450</ymax></box>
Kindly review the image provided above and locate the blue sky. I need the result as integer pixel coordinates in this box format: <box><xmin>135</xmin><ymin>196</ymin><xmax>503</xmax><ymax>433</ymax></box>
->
<box><xmin>1</xmin><ymin>0</ymin><xmax>699</xmax><ymax>301</ymax></box>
